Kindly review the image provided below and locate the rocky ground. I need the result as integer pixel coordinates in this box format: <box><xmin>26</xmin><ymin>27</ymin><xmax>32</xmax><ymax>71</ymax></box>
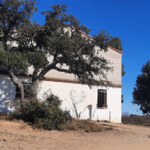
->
<box><xmin>0</xmin><ymin>120</ymin><xmax>150</xmax><ymax>150</ymax></box>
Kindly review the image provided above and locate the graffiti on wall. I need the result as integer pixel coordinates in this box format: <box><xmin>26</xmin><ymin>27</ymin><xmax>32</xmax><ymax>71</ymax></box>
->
<box><xmin>70</xmin><ymin>90</ymin><xmax>86</xmax><ymax>105</ymax></box>
<box><xmin>69</xmin><ymin>90</ymin><xmax>92</xmax><ymax>119</ymax></box>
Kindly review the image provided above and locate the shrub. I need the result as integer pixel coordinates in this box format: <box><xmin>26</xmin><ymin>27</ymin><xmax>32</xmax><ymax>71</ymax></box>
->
<box><xmin>14</xmin><ymin>94</ymin><xmax>73</xmax><ymax>130</ymax></box>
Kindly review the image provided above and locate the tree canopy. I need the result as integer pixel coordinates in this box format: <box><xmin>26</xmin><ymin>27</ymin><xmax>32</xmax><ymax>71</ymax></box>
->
<box><xmin>0</xmin><ymin>1</ymin><xmax>124</xmax><ymax>102</ymax></box>
<box><xmin>132</xmin><ymin>61</ymin><xmax>150</xmax><ymax>114</ymax></box>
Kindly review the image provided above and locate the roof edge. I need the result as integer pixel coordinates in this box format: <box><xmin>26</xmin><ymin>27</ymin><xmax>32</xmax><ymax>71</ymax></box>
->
<box><xmin>108</xmin><ymin>46</ymin><xmax>124</xmax><ymax>54</ymax></box>
<box><xmin>70</xmin><ymin>26</ymin><xmax>124</xmax><ymax>55</ymax></box>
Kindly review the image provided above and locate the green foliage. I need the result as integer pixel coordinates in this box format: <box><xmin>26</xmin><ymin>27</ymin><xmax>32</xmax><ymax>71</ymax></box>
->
<box><xmin>14</xmin><ymin>94</ymin><xmax>73</xmax><ymax>130</ymax></box>
<box><xmin>0</xmin><ymin>0</ymin><xmax>37</xmax><ymax>73</ymax></box>
<box><xmin>0</xmin><ymin>51</ymin><xmax>28</xmax><ymax>73</ymax></box>
<box><xmin>121</xmin><ymin>94</ymin><xmax>124</xmax><ymax>103</ymax></box>
<box><xmin>122</xmin><ymin>63</ymin><xmax>126</xmax><ymax>76</ymax></box>
<box><xmin>22</xmin><ymin>6</ymin><xmax>114</xmax><ymax>86</ymax></box>
<box><xmin>109</xmin><ymin>37</ymin><xmax>123</xmax><ymax>51</ymax></box>
<box><xmin>132</xmin><ymin>61</ymin><xmax>150</xmax><ymax>114</ymax></box>
<box><xmin>45</xmin><ymin>94</ymin><xmax>62</xmax><ymax>107</ymax></box>
<box><xmin>1</xmin><ymin>2</ymin><xmax>122</xmax><ymax>85</ymax></box>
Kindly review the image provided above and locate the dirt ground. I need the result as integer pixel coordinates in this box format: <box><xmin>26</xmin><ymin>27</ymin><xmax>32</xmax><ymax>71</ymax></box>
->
<box><xmin>0</xmin><ymin>120</ymin><xmax>150</xmax><ymax>150</ymax></box>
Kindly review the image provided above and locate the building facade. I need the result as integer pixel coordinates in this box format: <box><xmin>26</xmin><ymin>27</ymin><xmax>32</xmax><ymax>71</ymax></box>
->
<box><xmin>0</xmin><ymin>45</ymin><xmax>123</xmax><ymax>123</ymax></box>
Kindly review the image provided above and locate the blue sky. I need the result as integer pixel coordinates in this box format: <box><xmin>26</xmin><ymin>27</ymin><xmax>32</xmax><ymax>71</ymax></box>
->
<box><xmin>32</xmin><ymin>0</ymin><xmax>150</xmax><ymax>115</ymax></box>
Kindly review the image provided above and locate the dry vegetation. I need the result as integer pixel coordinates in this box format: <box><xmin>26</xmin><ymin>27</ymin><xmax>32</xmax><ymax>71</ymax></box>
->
<box><xmin>60</xmin><ymin>119</ymin><xmax>113</xmax><ymax>132</ymax></box>
<box><xmin>0</xmin><ymin>112</ymin><xmax>113</xmax><ymax>132</ymax></box>
<box><xmin>122</xmin><ymin>115</ymin><xmax>150</xmax><ymax>126</ymax></box>
<box><xmin>0</xmin><ymin>112</ymin><xmax>14</xmax><ymax>121</ymax></box>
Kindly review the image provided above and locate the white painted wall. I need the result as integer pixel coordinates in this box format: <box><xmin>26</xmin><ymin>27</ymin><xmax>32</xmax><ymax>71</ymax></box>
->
<box><xmin>0</xmin><ymin>75</ymin><xmax>121</xmax><ymax>123</ymax></box>
<box><xmin>38</xmin><ymin>80</ymin><xmax>122</xmax><ymax>123</ymax></box>
<box><xmin>0</xmin><ymin>75</ymin><xmax>16</xmax><ymax>112</ymax></box>
<box><xmin>0</xmin><ymin>75</ymin><xmax>32</xmax><ymax>112</ymax></box>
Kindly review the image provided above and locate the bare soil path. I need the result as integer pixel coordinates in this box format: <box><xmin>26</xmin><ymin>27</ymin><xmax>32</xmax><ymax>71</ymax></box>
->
<box><xmin>0</xmin><ymin>120</ymin><xmax>150</xmax><ymax>150</ymax></box>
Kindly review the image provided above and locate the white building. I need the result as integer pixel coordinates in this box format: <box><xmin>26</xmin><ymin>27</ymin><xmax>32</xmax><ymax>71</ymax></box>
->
<box><xmin>0</xmin><ymin>30</ymin><xmax>124</xmax><ymax>123</ymax></box>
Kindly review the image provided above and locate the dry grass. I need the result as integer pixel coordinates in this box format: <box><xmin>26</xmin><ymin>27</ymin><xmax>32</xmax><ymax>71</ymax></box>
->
<box><xmin>0</xmin><ymin>112</ymin><xmax>14</xmax><ymax>121</ymax></box>
<box><xmin>122</xmin><ymin>115</ymin><xmax>150</xmax><ymax>126</ymax></box>
<box><xmin>60</xmin><ymin>118</ymin><xmax>112</xmax><ymax>132</ymax></box>
<box><xmin>0</xmin><ymin>112</ymin><xmax>113</xmax><ymax>132</ymax></box>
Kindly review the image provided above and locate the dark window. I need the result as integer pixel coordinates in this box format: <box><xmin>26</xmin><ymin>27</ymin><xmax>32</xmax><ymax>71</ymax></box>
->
<box><xmin>16</xmin><ymin>82</ymin><xmax>32</xmax><ymax>99</ymax></box>
<box><xmin>97</xmin><ymin>89</ymin><xmax>107</xmax><ymax>108</ymax></box>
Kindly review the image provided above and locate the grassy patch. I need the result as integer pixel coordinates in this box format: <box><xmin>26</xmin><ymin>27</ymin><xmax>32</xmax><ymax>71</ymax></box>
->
<box><xmin>122</xmin><ymin>115</ymin><xmax>150</xmax><ymax>126</ymax></box>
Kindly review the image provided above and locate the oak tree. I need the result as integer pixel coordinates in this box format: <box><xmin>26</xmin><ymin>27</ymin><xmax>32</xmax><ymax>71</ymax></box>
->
<box><xmin>0</xmin><ymin>1</ymin><xmax>123</xmax><ymax>104</ymax></box>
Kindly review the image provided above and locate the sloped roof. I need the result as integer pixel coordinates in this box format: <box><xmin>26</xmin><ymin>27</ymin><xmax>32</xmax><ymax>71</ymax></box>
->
<box><xmin>73</xmin><ymin>28</ymin><xmax>124</xmax><ymax>55</ymax></box>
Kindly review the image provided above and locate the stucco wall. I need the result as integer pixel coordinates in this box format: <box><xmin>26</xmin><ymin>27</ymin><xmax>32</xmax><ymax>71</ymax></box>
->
<box><xmin>38</xmin><ymin>80</ymin><xmax>122</xmax><ymax>123</ymax></box>
<box><xmin>0</xmin><ymin>75</ymin><xmax>121</xmax><ymax>123</ymax></box>
<box><xmin>99</xmin><ymin>47</ymin><xmax>122</xmax><ymax>85</ymax></box>
<box><xmin>0</xmin><ymin>75</ymin><xmax>32</xmax><ymax>112</ymax></box>
<box><xmin>0</xmin><ymin>75</ymin><xmax>16</xmax><ymax>112</ymax></box>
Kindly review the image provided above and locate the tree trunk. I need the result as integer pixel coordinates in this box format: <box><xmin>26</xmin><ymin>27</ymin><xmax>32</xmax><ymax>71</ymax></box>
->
<box><xmin>8</xmin><ymin>70</ymin><xmax>24</xmax><ymax>108</ymax></box>
<box><xmin>31</xmin><ymin>79</ymin><xmax>40</xmax><ymax>99</ymax></box>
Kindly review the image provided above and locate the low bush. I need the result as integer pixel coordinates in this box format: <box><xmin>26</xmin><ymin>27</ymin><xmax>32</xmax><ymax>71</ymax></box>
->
<box><xmin>14</xmin><ymin>94</ymin><xmax>73</xmax><ymax>130</ymax></box>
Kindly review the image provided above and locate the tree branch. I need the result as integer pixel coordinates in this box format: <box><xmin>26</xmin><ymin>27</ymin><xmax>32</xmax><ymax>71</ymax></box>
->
<box><xmin>36</xmin><ymin>64</ymin><xmax>54</xmax><ymax>80</ymax></box>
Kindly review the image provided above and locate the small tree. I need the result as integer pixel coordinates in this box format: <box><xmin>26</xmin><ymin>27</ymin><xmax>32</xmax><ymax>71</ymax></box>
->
<box><xmin>132</xmin><ymin>61</ymin><xmax>150</xmax><ymax>114</ymax></box>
